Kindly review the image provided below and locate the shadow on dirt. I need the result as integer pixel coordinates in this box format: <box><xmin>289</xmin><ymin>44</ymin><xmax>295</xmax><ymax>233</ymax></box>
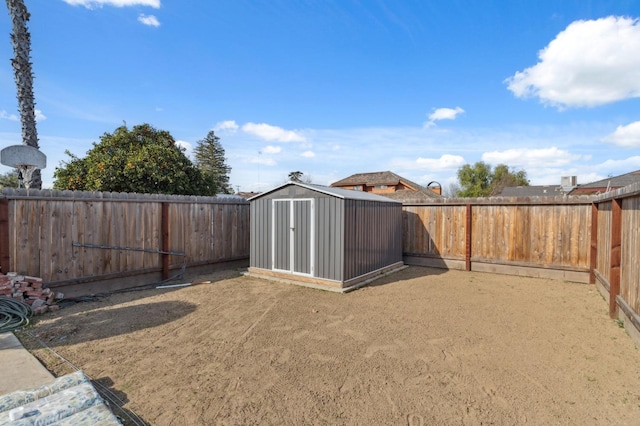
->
<box><xmin>364</xmin><ymin>264</ymin><xmax>448</xmax><ymax>289</ymax></box>
<box><xmin>30</xmin><ymin>300</ymin><xmax>197</xmax><ymax>347</ymax></box>
<box><xmin>93</xmin><ymin>376</ymin><xmax>149</xmax><ymax>426</ymax></box>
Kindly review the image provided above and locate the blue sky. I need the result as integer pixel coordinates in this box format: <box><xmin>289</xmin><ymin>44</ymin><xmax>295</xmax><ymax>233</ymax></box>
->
<box><xmin>1</xmin><ymin>1</ymin><xmax>640</xmax><ymax>193</ymax></box>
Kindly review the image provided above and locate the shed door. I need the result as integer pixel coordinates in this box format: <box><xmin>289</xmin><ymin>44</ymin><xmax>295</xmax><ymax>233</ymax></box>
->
<box><xmin>272</xmin><ymin>199</ymin><xmax>314</xmax><ymax>276</ymax></box>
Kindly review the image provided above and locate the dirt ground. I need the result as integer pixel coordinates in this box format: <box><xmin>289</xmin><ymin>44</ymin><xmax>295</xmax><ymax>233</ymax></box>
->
<box><xmin>17</xmin><ymin>266</ymin><xmax>640</xmax><ymax>425</ymax></box>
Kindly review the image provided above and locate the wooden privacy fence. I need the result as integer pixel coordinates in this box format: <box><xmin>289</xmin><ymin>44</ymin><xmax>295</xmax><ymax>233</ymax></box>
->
<box><xmin>402</xmin><ymin>196</ymin><xmax>594</xmax><ymax>282</ymax></box>
<box><xmin>592</xmin><ymin>183</ymin><xmax>640</xmax><ymax>333</ymax></box>
<box><xmin>402</xmin><ymin>187</ymin><xmax>640</xmax><ymax>345</ymax></box>
<box><xmin>0</xmin><ymin>189</ymin><xmax>249</xmax><ymax>296</ymax></box>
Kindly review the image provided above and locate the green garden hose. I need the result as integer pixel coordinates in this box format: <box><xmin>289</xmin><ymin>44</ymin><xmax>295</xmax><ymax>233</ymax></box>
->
<box><xmin>0</xmin><ymin>296</ymin><xmax>32</xmax><ymax>333</ymax></box>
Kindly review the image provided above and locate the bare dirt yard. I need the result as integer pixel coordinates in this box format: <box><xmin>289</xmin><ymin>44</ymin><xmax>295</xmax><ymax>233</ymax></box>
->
<box><xmin>18</xmin><ymin>266</ymin><xmax>640</xmax><ymax>425</ymax></box>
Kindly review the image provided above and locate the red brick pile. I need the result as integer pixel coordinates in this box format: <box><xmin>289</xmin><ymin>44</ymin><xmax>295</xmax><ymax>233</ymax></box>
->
<box><xmin>0</xmin><ymin>273</ymin><xmax>62</xmax><ymax>315</ymax></box>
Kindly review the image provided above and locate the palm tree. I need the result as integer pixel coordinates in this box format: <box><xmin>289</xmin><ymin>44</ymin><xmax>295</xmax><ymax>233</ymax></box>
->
<box><xmin>288</xmin><ymin>171</ymin><xmax>303</xmax><ymax>182</ymax></box>
<box><xmin>6</xmin><ymin>0</ymin><xmax>41</xmax><ymax>188</ymax></box>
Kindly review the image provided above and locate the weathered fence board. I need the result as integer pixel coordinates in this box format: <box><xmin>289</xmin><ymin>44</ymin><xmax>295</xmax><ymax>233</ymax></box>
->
<box><xmin>621</xmin><ymin>195</ymin><xmax>640</xmax><ymax>314</ymax></box>
<box><xmin>403</xmin><ymin>199</ymin><xmax>592</xmax><ymax>278</ymax></box>
<box><xmin>0</xmin><ymin>189</ymin><xmax>249</xmax><ymax>295</ymax></box>
<box><xmin>596</xmin><ymin>202</ymin><xmax>612</xmax><ymax>284</ymax></box>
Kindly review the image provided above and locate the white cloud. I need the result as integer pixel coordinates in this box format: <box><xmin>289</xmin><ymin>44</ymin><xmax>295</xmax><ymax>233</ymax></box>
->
<box><xmin>214</xmin><ymin>120</ymin><xmax>239</xmax><ymax>132</ymax></box>
<box><xmin>595</xmin><ymin>156</ymin><xmax>640</xmax><ymax>171</ymax></box>
<box><xmin>138</xmin><ymin>14</ymin><xmax>160</xmax><ymax>27</ymax></box>
<box><xmin>425</xmin><ymin>107</ymin><xmax>464</xmax><ymax>127</ymax></box>
<box><xmin>482</xmin><ymin>147</ymin><xmax>584</xmax><ymax>168</ymax></box>
<box><xmin>602</xmin><ymin>121</ymin><xmax>640</xmax><ymax>148</ymax></box>
<box><xmin>506</xmin><ymin>16</ymin><xmax>640</xmax><ymax>108</ymax></box>
<box><xmin>0</xmin><ymin>110</ymin><xmax>45</xmax><ymax>121</ymax></box>
<box><xmin>262</xmin><ymin>145</ymin><xmax>281</xmax><ymax>154</ymax></box>
<box><xmin>249</xmin><ymin>156</ymin><xmax>276</xmax><ymax>166</ymax></box>
<box><xmin>63</xmin><ymin>0</ymin><xmax>160</xmax><ymax>8</ymax></box>
<box><xmin>0</xmin><ymin>110</ymin><xmax>18</xmax><ymax>121</ymax></box>
<box><xmin>242</xmin><ymin>122</ymin><xmax>306</xmax><ymax>142</ymax></box>
<box><xmin>416</xmin><ymin>154</ymin><xmax>466</xmax><ymax>170</ymax></box>
<box><xmin>175</xmin><ymin>140</ymin><xmax>192</xmax><ymax>156</ymax></box>
<box><xmin>391</xmin><ymin>154</ymin><xmax>466</xmax><ymax>171</ymax></box>
<box><xmin>301</xmin><ymin>150</ymin><xmax>315</xmax><ymax>158</ymax></box>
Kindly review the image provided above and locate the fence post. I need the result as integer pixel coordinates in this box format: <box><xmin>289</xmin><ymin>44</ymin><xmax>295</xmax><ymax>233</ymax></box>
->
<box><xmin>465</xmin><ymin>204</ymin><xmax>472</xmax><ymax>271</ymax></box>
<box><xmin>589</xmin><ymin>202</ymin><xmax>598</xmax><ymax>284</ymax></box>
<box><xmin>609</xmin><ymin>198</ymin><xmax>622</xmax><ymax>318</ymax></box>
<box><xmin>0</xmin><ymin>199</ymin><xmax>9</xmax><ymax>274</ymax></box>
<box><xmin>162</xmin><ymin>202</ymin><xmax>170</xmax><ymax>280</ymax></box>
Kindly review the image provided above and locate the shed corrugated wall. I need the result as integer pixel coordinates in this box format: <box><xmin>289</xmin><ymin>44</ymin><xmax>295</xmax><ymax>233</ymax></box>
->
<box><xmin>250</xmin><ymin>186</ymin><xmax>346</xmax><ymax>281</ymax></box>
<box><xmin>250</xmin><ymin>196</ymin><xmax>272</xmax><ymax>270</ymax></box>
<box><xmin>343</xmin><ymin>199</ymin><xmax>402</xmax><ymax>281</ymax></box>
<box><xmin>250</xmin><ymin>184</ymin><xmax>402</xmax><ymax>284</ymax></box>
<box><xmin>314</xmin><ymin>196</ymin><xmax>344</xmax><ymax>281</ymax></box>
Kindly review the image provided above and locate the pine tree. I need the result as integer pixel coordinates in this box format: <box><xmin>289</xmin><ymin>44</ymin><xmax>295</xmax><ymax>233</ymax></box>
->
<box><xmin>193</xmin><ymin>130</ymin><xmax>232</xmax><ymax>194</ymax></box>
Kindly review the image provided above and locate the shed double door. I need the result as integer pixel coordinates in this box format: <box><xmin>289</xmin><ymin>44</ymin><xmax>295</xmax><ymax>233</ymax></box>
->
<box><xmin>272</xmin><ymin>199</ymin><xmax>314</xmax><ymax>276</ymax></box>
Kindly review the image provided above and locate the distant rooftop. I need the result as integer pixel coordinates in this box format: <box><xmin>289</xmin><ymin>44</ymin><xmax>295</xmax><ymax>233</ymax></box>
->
<box><xmin>499</xmin><ymin>185</ymin><xmax>565</xmax><ymax>197</ymax></box>
<box><xmin>572</xmin><ymin>170</ymin><xmax>640</xmax><ymax>190</ymax></box>
<box><xmin>331</xmin><ymin>171</ymin><xmax>441</xmax><ymax>200</ymax></box>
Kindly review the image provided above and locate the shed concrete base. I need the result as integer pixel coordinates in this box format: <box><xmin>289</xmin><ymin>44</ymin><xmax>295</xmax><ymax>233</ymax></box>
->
<box><xmin>245</xmin><ymin>262</ymin><xmax>406</xmax><ymax>293</ymax></box>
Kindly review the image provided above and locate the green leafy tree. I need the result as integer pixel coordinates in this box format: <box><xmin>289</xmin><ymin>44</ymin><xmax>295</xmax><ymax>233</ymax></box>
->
<box><xmin>53</xmin><ymin>124</ymin><xmax>209</xmax><ymax>195</ymax></box>
<box><xmin>6</xmin><ymin>0</ymin><xmax>42</xmax><ymax>188</ymax></box>
<box><xmin>0</xmin><ymin>170</ymin><xmax>19</xmax><ymax>188</ymax></box>
<box><xmin>490</xmin><ymin>164</ymin><xmax>529</xmax><ymax>195</ymax></box>
<box><xmin>193</xmin><ymin>130</ymin><xmax>232</xmax><ymax>194</ymax></box>
<box><xmin>456</xmin><ymin>161</ymin><xmax>528</xmax><ymax>197</ymax></box>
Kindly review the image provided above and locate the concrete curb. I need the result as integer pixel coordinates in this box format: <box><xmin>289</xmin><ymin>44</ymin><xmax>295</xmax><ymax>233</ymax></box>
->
<box><xmin>0</xmin><ymin>332</ymin><xmax>54</xmax><ymax>395</ymax></box>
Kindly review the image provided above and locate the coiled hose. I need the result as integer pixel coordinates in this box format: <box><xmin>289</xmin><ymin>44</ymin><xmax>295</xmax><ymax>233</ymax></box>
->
<box><xmin>0</xmin><ymin>296</ymin><xmax>32</xmax><ymax>333</ymax></box>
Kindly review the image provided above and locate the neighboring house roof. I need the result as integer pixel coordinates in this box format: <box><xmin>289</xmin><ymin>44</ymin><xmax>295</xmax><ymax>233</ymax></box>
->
<box><xmin>570</xmin><ymin>170</ymin><xmax>640</xmax><ymax>194</ymax></box>
<box><xmin>331</xmin><ymin>171</ymin><xmax>441</xmax><ymax>199</ymax></box>
<box><xmin>381</xmin><ymin>188</ymin><xmax>444</xmax><ymax>203</ymax></box>
<box><xmin>236</xmin><ymin>191</ymin><xmax>261</xmax><ymax>199</ymax></box>
<box><xmin>248</xmin><ymin>181</ymin><xmax>402</xmax><ymax>203</ymax></box>
<box><xmin>499</xmin><ymin>185</ymin><xmax>565</xmax><ymax>197</ymax></box>
<box><xmin>331</xmin><ymin>171</ymin><xmax>419</xmax><ymax>189</ymax></box>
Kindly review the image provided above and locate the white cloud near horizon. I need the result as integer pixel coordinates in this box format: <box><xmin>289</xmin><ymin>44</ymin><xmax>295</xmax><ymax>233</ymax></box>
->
<box><xmin>595</xmin><ymin>156</ymin><xmax>640</xmax><ymax>172</ymax></box>
<box><xmin>506</xmin><ymin>16</ymin><xmax>640</xmax><ymax>108</ymax></box>
<box><xmin>262</xmin><ymin>145</ymin><xmax>281</xmax><ymax>154</ymax></box>
<box><xmin>249</xmin><ymin>155</ymin><xmax>276</xmax><ymax>166</ymax></box>
<box><xmin>392</xmin><ymin>154</ymin><xmax>466</xmax><ymax>171</ymax></box>
<box><xmin>602</xmin><ymin>121</ymin><xmax>640</xmax><ymax>147</ymax></box>
<box><xmin>63</xmin><ymin>0</ymin><xmax>160</xmax><ymax>8</ymax></box>
<box><xmin>175</xmin><ymin>140</ymin><xmax>192</xmax><ymax>157</ymax></box>
<box><xmin>214</xmin><ymin>120</ymin><xmax>239</xmax><ymax>132</ymax></box>
<box><xmin>482</xmin><ymin>147</ymin><xmax>585</xmax><ymax>168</ymax></box>
<box><xmin>416</xmin><ymin>154</ymin><xmax>465</xmax><ymax>169</ymax></box>
<box><xmin>1</xmin><ymin>110</ymin><xmax>45</xmax><ymax>122</ymax></box>
<box><xmin>0</xmin><ymin>110</ymin><xmax>18</xmax><ymax>121</ymax></box>
<box><xmin>138</xmin><ymin>14</ymin><xmax>160</xmax><ymax>27</ymax></box>
<box><xmin>301</xmin><ymin>150</ymin><xmax>315</xmax><ymax>158</ymax></box>
<box><xmin>425</xmin><ymin>107</ymin><xmax>465</xmax><ymax>127</ymax></box>
<box><xmin>242</xmin><ymin>122</ymin><xmax>306</xmax><ymax>143</ymax></box>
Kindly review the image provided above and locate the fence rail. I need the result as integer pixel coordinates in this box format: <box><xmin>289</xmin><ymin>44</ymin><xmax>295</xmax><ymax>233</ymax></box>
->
<box><xmin>0</xmin><ymin>189</ymin><xmax>249</xmax><ymax>296</ymax></box>
<box><xmin>402</xmin><ymin>196</ymin><xmax>594</xmax><ymax>282</ymax></box>
<box><xmin>593</xmin><ymin>183</ymin><xmax>640</xmax><ymax>323</ymax></box>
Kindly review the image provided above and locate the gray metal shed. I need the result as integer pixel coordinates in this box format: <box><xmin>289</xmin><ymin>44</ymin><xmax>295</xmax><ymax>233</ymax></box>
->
<box><xmin>248</xmin><ymin>182</ymin><xmax>404</xmax><ymax>291</ymax></box>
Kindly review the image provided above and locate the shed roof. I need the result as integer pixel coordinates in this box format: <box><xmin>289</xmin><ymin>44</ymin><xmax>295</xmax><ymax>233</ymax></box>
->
<box><xmin>248</xmin><ymin>181</ymin><xmax>402</xmax><ymax>203</ymax></box>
